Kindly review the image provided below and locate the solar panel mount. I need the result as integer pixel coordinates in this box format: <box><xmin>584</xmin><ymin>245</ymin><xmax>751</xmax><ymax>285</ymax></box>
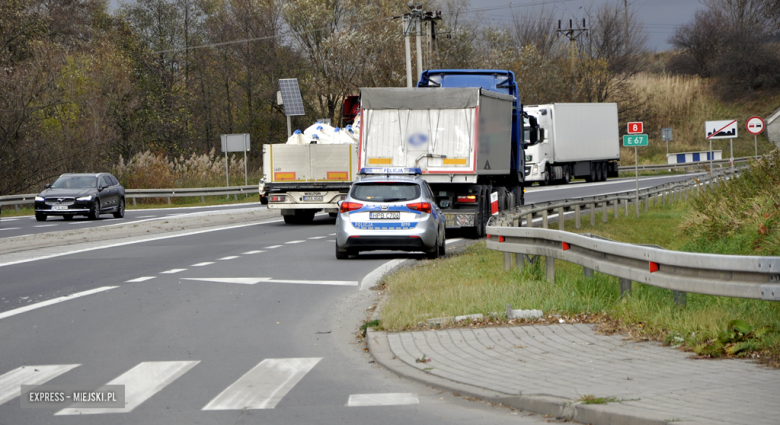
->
<box><xmin>278</xmin><ymin>79</ymin><xmax>306</xmax><ymax>117</ymax></box>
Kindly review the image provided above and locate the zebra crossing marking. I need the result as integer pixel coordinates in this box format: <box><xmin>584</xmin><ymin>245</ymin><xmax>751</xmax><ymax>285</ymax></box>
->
<box><xmin>202</xmin><ymin>358</ymin><xmax>321</xmax><ymax>410</ymax></box>
<box><xmin>55</xmin><ymin>360</ymin><xmax>199</xmax><ymax>415</ymax></box>
<box><xmin>0</xmin><ymin>364</ymin><xmax>80</xmax><ymax>406</ymax></box>
<box><xmin>347</xmin><ymin>393</ymin><xmax>419</xmax><ymax>407</ymax></box>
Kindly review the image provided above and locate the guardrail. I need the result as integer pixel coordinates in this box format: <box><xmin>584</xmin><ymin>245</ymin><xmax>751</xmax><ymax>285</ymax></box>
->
<box><xmin>616</xmin><ymin>156</ymin><xmax>755</xmax><ymax>173</ymax></box>
<box><xmin>0</xmin><ymin>185</ymin><xmax>259</xmax><ymax>211</ymax></box>
<box><xmin>485</xmin><ymin>163</ymin><xmax>780</xmax><ymax>302</ymax></box>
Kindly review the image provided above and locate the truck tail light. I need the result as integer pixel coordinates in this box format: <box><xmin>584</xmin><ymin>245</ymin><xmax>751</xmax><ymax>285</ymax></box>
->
<box><xmin>340</xmin><ymin>202</ymin><xmax>363</xmax><ymax>213</ymax></box>
<box><xmin>457</xmin><ymin>195</ymin><xmax>477</xmax><ymax>203</ymax></box>
<box><xmin>406</xmin><ymin>202</ymin><xmax>431</xmax><ymax>214</ymax></box>
<box><xmin>271</xmin><ymin>195</ymin><xmax>285</xmax><ymax>202</ymax></box>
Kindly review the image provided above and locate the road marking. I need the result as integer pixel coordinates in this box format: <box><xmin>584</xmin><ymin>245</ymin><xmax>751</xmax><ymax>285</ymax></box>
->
<box><xmin>0</xmin><ymin>219</ymin><xmax>284</xmax><ymax>269</ymax></box>
<box><xmin>202</xmin><ymin>358</ymin><xmax>321</xmax><ymax>410</ymax></box>
<box><xmin>0</xmin><ymin>286</ymin><xmax>117</xmax><ymax>321</ymax></box>
<box><xmin>264</xmin><ymin>245</ymin><xmax>282</xmax><ymax>249</ymax></box>
<box><xmin>347</xmin><ymin>393</ymin><xmax>419</xmax><ymax>407</ymax></box>
<box><xmin>135</xmin><ymin>215</ymin><xmax>157</xmax><ymax>218</ymax></box>
<box><xmin>184</xmin><ymin>278</ymin><xmax>272</xmax><ymax>285</ymax></box>
<box><xmin>191</xmin><ymin>262</ymin><xmax>214</xmax><ymax>267</ymax></box>
<box><xmin>329</xmin><ymin>233</ymin><xmax>336</xmax><ymax>236</ymax></box>
<box><xmin>0</xmin><ymin>228</ymin><xmax>20</xmax><ymax>231</ymax></box>
<box><xmin>307</xmin><ymin>236</ymin><xmax>326</xmax><ymax>239</ymax></box>
<box><xmin>161</xmin><ymin>269</ymin><xmax>187</xmax><ymax>274</ymax></box>
<box><xmin>126</xmin><ymin>276</ymin><xmax>156</xmax><ymax>282</ymax></box>
<box><xmin>56</xmin><ymin>361</ymin><xmax>199</xmax><ymax>415</ymax></box>
<box><xmin>446</xmin><ymin>238</ymin><xmax>462</xmax><ymax>244</ymax></box>
<box><xmin>242</xmin><ymin>250</ymin><xmax>264</xmax><ymax>254</ymax></box>
<box><xmin>182</xmin><ymin>277</ymin><xmax>357</xmax><ymax>286</ymax></box>
<box><xmin>218</xmin><ymin>256</ymin><xmax>239</xmax><ymax>260</ymax></box>
<box><xmin>68</xmin><ymin>222</ymin><xmax>91</xmax><ymax>225</ymax></box>
<box><xmin>285</xmin><ymin>240</ymin><xmax>305</xmax><ymax>244</ymax></box>
<box><xmin>1</xmin><ymin>218</ymin><xmax>18</xmax><ymax>221</ymax></box>
<box><xmin>34</xmin><ymin>224</ymin><xmax>57</xmax><ymax>228</ymax></box>
<box><xmin>0</xmin><ymin>365</ymin><xmax>80</xmax><ymax>406</ymax></box>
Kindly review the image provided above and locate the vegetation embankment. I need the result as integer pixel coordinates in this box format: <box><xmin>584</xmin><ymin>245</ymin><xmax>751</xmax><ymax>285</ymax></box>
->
<box><xmin>378</xmin><ymin>151</ymin><xmax>780</xmax><ymax>367</ymax></box>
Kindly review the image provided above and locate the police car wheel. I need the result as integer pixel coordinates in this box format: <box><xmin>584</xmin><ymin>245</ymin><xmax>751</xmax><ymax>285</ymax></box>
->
<box><xmin>426</xmin><ymin>238</ymin><xmax>440</xmax><ymax>260</ymax></box>
<box><xmin>335</xmin><ymin>244</ymin><xmax>349</xmax><ymax>260</ymax></box>
<box><xmin>438</xmin><ymin>233</ymin><xmax>446</xmax><ymax>256</ymax></box>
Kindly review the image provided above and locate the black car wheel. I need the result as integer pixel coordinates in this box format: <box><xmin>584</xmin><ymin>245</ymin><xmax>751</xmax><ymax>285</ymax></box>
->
<box><xmin>426</xmin><ymin>237</ymin><xmax>440</xmax><ymax>260</ymax></box>
<box><xmin>88</xmin><ymin>200</ymin><xmax>100</xmax><ymax>220</ymax></box>
<box><xmin>35</xmin><ymin>213</ymin><xmax>47</xmax><ymax>222</ymax></box>
<box><xmin>438</xmin><ymin>230</ymin><xmax>446</xmax><ymax>256</ymax></box>
<box><xmin>113</xmin><ymin>198</ymin><xmax>125</xmax><ymax>219</ymax></box>
<box><xmin>335</xmin><ymin>243</ymin><xmax>348</xmax><ymax>260</ymax></box>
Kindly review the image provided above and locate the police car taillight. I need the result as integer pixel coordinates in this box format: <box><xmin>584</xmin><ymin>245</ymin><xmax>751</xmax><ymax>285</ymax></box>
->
<box><xmin>406</xmin><ymin>202</ymin><xmax>431</xmax><ymax>214</ymax></box>
<box><xmin>457</xmin><ymin>195</ymin><xmax>477</xmax><ymax>203</ymax></box>
<box><xmin>340</xmin><ymin>202</ymin><xmax>363</xmax><ymax>213</ymax></box>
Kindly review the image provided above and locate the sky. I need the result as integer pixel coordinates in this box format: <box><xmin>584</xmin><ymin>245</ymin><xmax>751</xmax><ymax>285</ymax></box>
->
<box><xmin>108</xmin><ymin>0</ymin><xmax>705</xmax><ymax>52</ymax></box>
<box><xmin>469</xmin><ymin>0</ymin><xmax>705</xmax><ymax>51</ymax></box>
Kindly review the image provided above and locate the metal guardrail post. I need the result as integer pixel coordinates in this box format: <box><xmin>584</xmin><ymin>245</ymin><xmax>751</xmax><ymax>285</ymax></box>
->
<box><xmin>504</xmin><ymin>253</ymin><xmax>512</xmax><ymax>271</ymax></box>
<box><xmin>516</xmin><ymin>254</ymin><xmax>525</xmax><ymax>272</ymax></box>
<box><xmin>584</xmin><ymin>267</ymin><xmax>593</xmax><ymax>278</ymax></box>
<box><xmin>575</xmin><ymin>205</ymin><xmax>580</xmax><ymax>229</ymax></box>
<box><xmin>620</xmin><ymin>278</ymin><xmax>632</xmax><ymax>297</ymax></box>
<box><xmin>542</xmin><ymin>210</ymin><xmax>548</xmax><ymax>229</ymax></box>
<box><xmin>602</xmin><ymin>202</ymin><xmax>607</xmax><ymax>223</ymax></box>
<box><xmin>623</xmin><ymin>198</ymin><xmax>628</xmax><ymax>216</ymax></box>
<box><xmin>613</xmin><ymin>199</ymin><xmax>618</xmax><ymax>219</ymax></box>
<box><xmin>545</xmin><ymin>256</ymin><xmax>555</xmax><ymax>283</ymax></box>
<box><xmin>526</xmin><ymin>213</ymin><xmax>532</xmax><ymax>228</ymax></box>
<box><xmin>558</xmin><ymin>207</ymin><xmax>564</xmax><ymax>231</ymax></box>
<box><xmin>674</xmin><ymin>290</ymin><xmax>687</xmax><ymax>306</ymax></box>
<box><xmin>590</xmin><ymin>203</ymin><xmax>595</xmax><ymax>226</ymax></box>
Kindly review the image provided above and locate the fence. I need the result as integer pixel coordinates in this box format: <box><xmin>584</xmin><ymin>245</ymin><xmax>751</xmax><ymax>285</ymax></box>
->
<box><xmin>0</xmin><ymin>186</ymin><xmax>259</xmax><ymax>211</ymax></box>
<box><xmin>485</xmin><ymin>165</ymin><xmax>780</xmax><ymax>302</ymax></box>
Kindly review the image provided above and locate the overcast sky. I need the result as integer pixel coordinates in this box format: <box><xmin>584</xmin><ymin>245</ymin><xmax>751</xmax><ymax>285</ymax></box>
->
<box><xmin>109</xmin><ymin>0</ymin><xmax>704</xmax><ymax>51</ymax></box>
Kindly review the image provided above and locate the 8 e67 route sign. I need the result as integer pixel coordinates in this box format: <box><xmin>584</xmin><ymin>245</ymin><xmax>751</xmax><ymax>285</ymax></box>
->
<box><xmin>627</xmin><ymin>122</ymin><xmax>643</xmax><ymax>134</ymax></box>
<box><xmin>623</xmin><ymin>134</ymin><xmax>648</xmax><ymax>146</ymax></box>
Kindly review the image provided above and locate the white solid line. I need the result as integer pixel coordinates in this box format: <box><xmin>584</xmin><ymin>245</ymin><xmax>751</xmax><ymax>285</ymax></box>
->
<box><xmin>56</xmin><ymin>361</ymin><xmax>199</xmax><ymax>415</ymax></box>
<box><xmin>0</xmin><ymin>228</ymin><xmax>20</xmax><ymax>231</ymax></box>
<box><xmin>0</xmin><ymin>286</ymin><xmax>118</xmax><ymax>321</ymax></box>
<box><xmin>307</xmin><ymin>236</ymin><xmax>326</xmax><ymax>239</ymax></box>
<box><xmin>191</xmin><ymin>262</ymin><xmax>214</xmax><ymax>267</ymax></box>
<box><xmin>242</xmin><ymin>250</ymin><xmax>265</xmax><ymax>254</ymax></box>
<box><xmin>134</xmin><ymin>215</ymin><xmax>157</xmax><ymax>218</ymax></box>
<box><xmin>265</xmin><ymin>279</ymin><xmax>357</xmax><ymax>286</ymax></box>
<box><xmin>264</xmin><ymin>245</ymin><xmax>282</xmax><ymax>249</ymax></box>
<box><xmin>161</xmin><ymin>269</ymin><xmax>187</xmax><ymax>274</ymax></box>
<box><xmin>218</xmin><ymin>256</ymin><xmax>239</xmax><ymax>260</ymax></box>
<box><xmin>126</xmin><ymin>276</ymin><xmax>156</xmax><ymax>283</ymax></box>
<box><xmin>0</xmin><ymin>219</ymin><xmax>284</xmax><ymax>268</ymax></box>
<box><xmin>285</xmin><ymin>240</ymin><xmax>305</xmax><ymax>244</ymax></box>
<box><xmin>34</xmin><ymin>224</ymin><xmax>57</xmax><ymax>228</ymax></box>
<box><xmin>202</xmin><ymin>358</ymin><xmax>321</xmax><ymax>410</ymax></box>
<box><xmin>328</xmin><ymin>233</ymin><xmax>336</xmax><ymax>236</ymax></box>
<box><xmin>347</xmin><ymin>393</ymin><xmax>419</xmax><ymax>407</ymax></box>
<box><xmin>0</xmin><ymin>364</ymin><xmax>81</xmax><ymax>406</ymax></box>
<box><xmin>183</xmin><ymin>278</ymin><xmax>272</xmax><ymax>285</ymax></box>
<box><xmin>68</xmin><ymin>222</ymin><xmax>91</xmax><ymax>225</ymax></box>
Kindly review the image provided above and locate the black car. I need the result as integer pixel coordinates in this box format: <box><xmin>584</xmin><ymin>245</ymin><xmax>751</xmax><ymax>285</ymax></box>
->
<box><xmin>34</xmin><ymin>173</ymin><xmax>126</xmax><ymax>221</ymax></box>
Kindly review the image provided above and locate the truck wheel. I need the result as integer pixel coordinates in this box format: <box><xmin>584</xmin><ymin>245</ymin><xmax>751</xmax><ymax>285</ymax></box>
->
<box><xmin>601</xmin><ymin>163</ymin><xmax>608</xmax><ymax>181</ymax></box>
<box><xmin>563</xmin><ymin>166</ymin><xmax>571</xmax><ymax>184</ymax></box>
<box><xmin>283</xmin><ymin>215</ymin><xmax>297</xmax><ymax>224</ymax></box>
<box><xmin>542</xmin><ymin>166</ymin><xmax>551</xmax><ymax>186</ymax></box>
<box><xmin>328</xmin><ymin>212</ymin><xmax>338</xmax><ymax>218</ymax></box>
<box><xmin>585</xmin><ymin>163</ymin><xmax>596</xmax><ymax>182</ymax></box>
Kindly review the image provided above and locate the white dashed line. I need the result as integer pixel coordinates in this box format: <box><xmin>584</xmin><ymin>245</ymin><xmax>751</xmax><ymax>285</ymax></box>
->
<box><xmin>285</xmin><ymin>240</ymin><xmax>305</xmax><ymax>244</ymax></box>
<box><xmin>126</xmin><ymin>276</ymin><xmax>156</xmax><ymax>282</ymax></box>
<box><xmin>161</xmin><ymin>269</ymin><xmax>187</xmax><ymax>274</ymax></box>
<box><xmin>68</xmin><ymin>222</ymin><xmax>91</xmax><ymax>225</ymax></box>
<box><xmin>347</xmin><ymin>393</ymin><xmax>419</xmax><ymax>407</ymax></box>
<box><xmin>265</xmin><ymin>245</ymin><xmax>282</xmax><ymax>249</ymax></box>
<box><xmin>0</xmin><ymin>286</ymin><xmax>118</xmax><ymax>321</ymax></box>
<box><xmin>328</xmin><ymin>233</ymin><xmax>336</xmax><ymax>236</ymax></box>
<box><xmin>307</xmin><ymin>236</ymin><xmax>326</xmax><ymax>239</ymax></box>
<box><xmin>218</xmin><ymin>256</ymin><xmax>239</xmax><ymax>260</ymax></box>
<box><xmin>1</xmin><ymin>218</ymin><xmax>18</xmax><ymax>221</ymax></box>
<box><xmin>0</xmin><ymin>228</ymin><xmax>20</xmax><ymax>231</ymax></box>
<box><xmin>34</xmin><ymin>225</ymin><xmax>57</xmax><ymax>228</ymax></box>
<box><xmin>191</xmin><ymin>262</ymin><xmax>214</xmax><ymax>267</ymax></box>
<box><xmin>242</xmin><ymin>251</ymin><xmax>265</xmax><ymax>254</ymax></box>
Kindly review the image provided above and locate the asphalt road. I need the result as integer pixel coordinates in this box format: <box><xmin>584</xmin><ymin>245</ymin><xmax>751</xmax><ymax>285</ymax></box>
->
<box><xmin>0</xmin><ymin>174</ymin><xmax>699</xmax><ymax>424</ymax></box>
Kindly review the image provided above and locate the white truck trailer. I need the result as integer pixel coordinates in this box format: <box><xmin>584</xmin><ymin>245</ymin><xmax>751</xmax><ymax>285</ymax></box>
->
<box><xmin>523</xmin><ymin>103</ymin><xmax>620</xmax><ymax>185</ymax></box>
<box><xmin>261</xmin><ymin>143</ymin><xmax>358</xmax><ymax>224</ymax></box>
<box><xmin>358</xmin><ymin>87</ymin><xmax>519</xmax><ymax>237</ymax></box>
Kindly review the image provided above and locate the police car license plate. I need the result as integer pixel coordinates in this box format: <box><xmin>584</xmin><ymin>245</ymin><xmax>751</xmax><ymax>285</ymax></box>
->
<box><xmin>302</xmin><ymin>196</ymin><xmax>323</xmax><ymax>201</ymax></box>
<box><xmin>370</xmin><ymin>212</ymin><xmax>400</xmax><ymax>219</ymax></box>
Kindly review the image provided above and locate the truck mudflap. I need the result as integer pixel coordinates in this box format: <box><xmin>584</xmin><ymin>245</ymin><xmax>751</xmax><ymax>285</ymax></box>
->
<box><xmin>444</xmin><ymin>212</ymin><xmax>475</xmax><ymax>228</ymax></box>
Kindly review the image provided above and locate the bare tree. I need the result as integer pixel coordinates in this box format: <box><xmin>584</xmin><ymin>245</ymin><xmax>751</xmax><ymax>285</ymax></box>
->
<box><xmin>668</xmin><ymin>9</ymin><xmax>724</xmax><ymax>77</ymax></box>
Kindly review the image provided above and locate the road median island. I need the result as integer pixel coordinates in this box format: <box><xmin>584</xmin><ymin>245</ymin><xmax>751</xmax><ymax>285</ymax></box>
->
<box><xmin>0</xmin><ymin>207</ymin><xmax>281</xmax><ymax>257</ymax></box>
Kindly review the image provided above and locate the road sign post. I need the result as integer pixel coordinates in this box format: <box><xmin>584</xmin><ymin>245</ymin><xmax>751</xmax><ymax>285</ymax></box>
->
<box><xmin>623</xmin><ymin>134</ymin><xmax>648</xmax><ymax>216</ymax></box>
<box><xmin>221</xmin><ymin>134</ymin><xmax>251</xmax><ymax>188</ymax></box>
<box><xmin>746</xmin><ymin>116</ymin><xmax>765</xmax><ymax>159</ymax></box>
<box><xmin>706</xmin><ymin>119</ymin><xmax>738</xmax><ymax>174</ymax></box>
<box><xmin>662</xmin><ymin>127</ymin><xmax>672</xmax><ymax>155</ymax></box>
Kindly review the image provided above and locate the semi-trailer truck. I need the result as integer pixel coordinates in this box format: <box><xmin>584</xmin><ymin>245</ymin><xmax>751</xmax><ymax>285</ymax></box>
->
<box><xmin>523</xmin><ymin>103</ymin><xmax>620</xmax><ymax>185</ymax></box>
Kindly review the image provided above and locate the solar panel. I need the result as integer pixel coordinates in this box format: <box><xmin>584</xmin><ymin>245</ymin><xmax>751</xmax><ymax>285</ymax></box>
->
<box><xmin>278</xmin><ymin>79</ymin><xmax>306</xmax><ymax>116</ymax></box>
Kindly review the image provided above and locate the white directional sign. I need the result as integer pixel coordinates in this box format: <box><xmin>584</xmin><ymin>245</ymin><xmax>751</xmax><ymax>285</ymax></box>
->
<box><xmin>705</xmin><ymin>120</ymin><xmax>738</xmax><ymax>139</ymax></box>
<box><xmin>746</xmin><ymin>116</ymin><xmax>765</xmax><ymax>135</ymax></box>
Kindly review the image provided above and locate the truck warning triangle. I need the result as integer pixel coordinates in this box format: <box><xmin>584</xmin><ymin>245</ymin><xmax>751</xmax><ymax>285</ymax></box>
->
<box><xmin>484</xmin><ymin>160</ymin><xmax>491</xmax><ymax>170</ymax></box>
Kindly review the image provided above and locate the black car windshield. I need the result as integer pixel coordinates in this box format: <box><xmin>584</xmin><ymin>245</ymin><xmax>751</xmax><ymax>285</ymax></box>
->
<box><xmin>51</xmin><ymin>176</ymin><xmax>97</xmax><ymax>189</ymax></box>
<box><xmin>351</xmin><ymin>183</ymin><xmax>420</xmax><ymax>202</ymax></box>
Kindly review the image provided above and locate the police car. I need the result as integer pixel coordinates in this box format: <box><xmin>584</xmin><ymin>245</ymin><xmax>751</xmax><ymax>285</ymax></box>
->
<box><xmin>335</xmin><ymin>168</ymin><xmax>446</xmax><ymax>260</ymax></box>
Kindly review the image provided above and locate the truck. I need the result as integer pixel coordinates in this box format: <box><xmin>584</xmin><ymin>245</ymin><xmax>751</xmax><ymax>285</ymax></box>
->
<box><xmin>357</xmin><ymin>69</ymin><xmax>529</xmax><ymax>237</ymax></box>
<box><xmin>523</xmin><ymin>103</ymin><xmax>620</xmax><ymax>185</ymax></box>
<box><xmin>261</xmin><ymin>142</ymin><xmax>359</xmax><ymax>224</ymax></box>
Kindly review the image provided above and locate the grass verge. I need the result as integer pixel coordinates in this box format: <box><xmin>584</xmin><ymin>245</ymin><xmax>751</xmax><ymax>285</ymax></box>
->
<box><xmin>379</xmin><ymin>201</ymin><xmax>780</xmax><ymax>367</ymax></box>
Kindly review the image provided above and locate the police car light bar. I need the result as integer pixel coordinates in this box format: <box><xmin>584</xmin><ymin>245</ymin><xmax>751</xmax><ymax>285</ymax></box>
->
<box><xmin>359</xmin><ymin>167</ymin><xmax>422</xmax><ymax>175</ymax></box>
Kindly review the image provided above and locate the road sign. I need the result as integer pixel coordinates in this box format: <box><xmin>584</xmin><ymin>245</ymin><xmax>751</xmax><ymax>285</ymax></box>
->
<box><xmin>623</xmin><ymin>134</ymin><xmax>648</xmax><ymax>146</ymax></box>
<box><xmin>705</xmin><ymin>120</ymin><xmax>737</xmax><ymax>139</ymax></box>
<box><xmin>746</xmin><ymin>116</ymin><xmax>765</xmax><ymax>135</ymax></box>
<box><xmin>662</xmin><ymin>128</ymin><xmax>673</xmax><ymax>141</ymax></box>
<box><xmin>627</xmin><ymin>122</ymin><xmax>643</xmax><ymax>134</ymax></box>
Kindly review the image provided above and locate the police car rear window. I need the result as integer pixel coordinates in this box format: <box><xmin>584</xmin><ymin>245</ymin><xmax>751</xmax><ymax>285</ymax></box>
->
<box><xmin>351</xmin><ymin>183</ymin><xmax>420</xmax><ymax>202</ymax></box>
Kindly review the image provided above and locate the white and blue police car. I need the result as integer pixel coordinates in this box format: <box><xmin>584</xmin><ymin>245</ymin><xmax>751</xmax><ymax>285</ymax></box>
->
<box><xmin>335</xmin><ymin>168</ymin><xmax>446</xmax><ymax>259</ymax></box>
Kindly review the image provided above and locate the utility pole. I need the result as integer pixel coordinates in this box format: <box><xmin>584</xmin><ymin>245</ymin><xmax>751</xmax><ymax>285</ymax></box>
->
<box><xmin>624</xmin><ymin>0</ymin><xmax>630</xmax><ymax>54</ymax></box>
<box><xmin>394</xmin><ymin>2</ymin><xmax>441</xmax><ymax>87</ymax></box>
<box><xmin>403</xmin><ymin>15</ymin><xmax>413</xmax><ymax>87</ymax></box>
<box><xmin>557</xmin><ymin>19</ymin><xmax>588</xmax><ymax>101</ymax></box>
